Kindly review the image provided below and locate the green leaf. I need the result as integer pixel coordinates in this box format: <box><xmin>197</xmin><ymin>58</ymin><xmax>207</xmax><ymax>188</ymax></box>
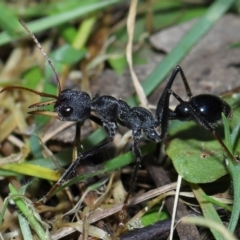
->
<box><xmin>166</xmin><ymin>95</ymin><xmax>240</xmax><ymax>183</ymax></box>
<box><xmin>166</xmin><ymin>126</ymin><xmax>227</xmax><ymax>183</ymax></box>
<box><xmin>141</xmin><ymin>205</ymin><xmax>168</xmax><ymax>226</ymax></box>
<box><xmin>50</xmin><ymin>44</ymin><xmax>86</xmax><ymax>65</ymax></box>
<box><xmin>22</xmin><ymin>67</ymin><xmax>43</xmax><ymax>89</ymax></box>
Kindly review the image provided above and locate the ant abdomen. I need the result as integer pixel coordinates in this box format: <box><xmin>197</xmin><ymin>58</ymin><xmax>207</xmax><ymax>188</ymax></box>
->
<box><xmin>173</xmin><ymin>94</ymin><xmax>232</xmax><ymax>126</ymax></box>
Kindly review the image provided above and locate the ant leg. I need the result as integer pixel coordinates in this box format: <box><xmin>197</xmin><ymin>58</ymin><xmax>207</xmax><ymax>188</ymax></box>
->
<box><xmin>72</xmin><ymin>115</ymin><xmax>103</xmax><ymax>164</ymax></box>
<box><xmin>73</xmin><ymin>115</ymin><xmax>104</xmax><ymax>157</ymax></box>
<box><xmin>168</xmin><ymin>89</ymin><xmax>236</xmax><ymax>163</ymax></box>
<box><xmin>72</xmin><ymin>122</ymin><xmax>82</xmax><ymax>160</ymax></box>
<box><xmin>156</xmin><ymin>65</ymin><xmax>192</xmax><ymax>123</ymax></box>
<box><xmin>35</xmin><ymin>120</ymin><xmax>116</xmax><ymax>207</ymax></box>
<box><xmin>124</xmin><ymin>133</ymin><xmax>141</xmax><ymax>204</ymax></box>
<box><xmin>119</xmin><ymin>129</ymin><xmax>141</xmax><ymax>225</ymax></box>
<box><xmin>165</xmin><ymin>65</ymin><xmax>192</xmax><ymax>98</ymax></box>
<box><xmin>89</xmin><ymin>114</ymin><xmax>104</xmax><ymax>126</ymax></box>
<box><xmin>155</xmin><ymin>65</ymin><xmax>192</xmax><ymax>139</ymax></box>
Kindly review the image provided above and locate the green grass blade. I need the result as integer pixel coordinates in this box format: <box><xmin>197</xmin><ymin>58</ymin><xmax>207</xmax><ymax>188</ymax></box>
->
<box><xmin>190</xmin><ymin>183</ymin><xmax>225</xmax><ymax>240</ymax></box>
<box><xmin>182</xmin><ymin>217</ymin><xmax>237</xmax><ymax>240</ymax></box>
<box><xmin>221</xmin><ymin>111</ymin><xmax>240</xmax><ymax>233</ymax></box>
<box><xmin>0</xmin><ymin>0</ymin><xmax>126</xmax><ymax>46</ymax></box>
<box><xmin>9</xmin><ymin>184</ymin><xmax>49</xmax><ymax>240</ymax></box>
<box><xmin>0</xmin><ymin>2</ymin><xmax>20</xmax><ymax>36</ymax></box>
<box><xmin>127</xmin><ymin>0</ymin><xmax>235</xmax><ymax>106</ymax></box>
<box><xmin>56</xmin><ymin>142</ymin><xmax>156</xmax><ymax>193</ymax></box>
<box><xmin>81</xmin><ymin>0</ymin><xmax>235</xmax><ymax>151</ymax></box>
<box><xmin>18</xmin><ymin>214</ymin><xmax>33</xmax><ymax>240</ymax></box>
<box><xmin>202</xmin><ymin>194</ymin><xmax>232</xmax><ymax>212</ymax></box>
<box><xmin>0</xmin><ymin>196</ymin><xmax>10</xmax><ymax>226</ymax></box>
<box><xmin>227</xmin><ymin>160</ymin><xmax>240</xmax><ymax>233</ymax></box>
<box><xmin>222</xmin><ymin>113</ymin><xmax>233</xmax><ymax>154</ymax></box>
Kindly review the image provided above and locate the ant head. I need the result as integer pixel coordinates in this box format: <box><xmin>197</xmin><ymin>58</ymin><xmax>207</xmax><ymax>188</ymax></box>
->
<box><xmin>26</xmin><ymin>89</ymin><xmax>91</xmax><ymax>122</ymax></box>
<box><xmin>54</xmin><ymin>89</ymin><xmax>91</xmax><ymax>122</ymax></box>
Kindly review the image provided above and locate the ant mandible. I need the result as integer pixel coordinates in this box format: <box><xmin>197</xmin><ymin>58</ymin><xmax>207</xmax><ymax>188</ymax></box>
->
<box><xmin>0</xmin><ymin>21</ymin><xmax>235</xmax><ymax>210</ymax></box>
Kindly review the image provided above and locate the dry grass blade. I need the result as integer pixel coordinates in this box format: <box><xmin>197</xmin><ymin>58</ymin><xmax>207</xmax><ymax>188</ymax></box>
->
<box><xmin>126</xmin><ymin>0</ymin><xmax>148</xmax><ymax>108</ymax></box>
<box><xmin>50</xmin><ymin>182</ymin><xmax>177</xmax><ymax>239</ymax></box>
<box><xmin>181</xmin><ymin>217</ymin><xmax>237</xmax><ymax>240</ymax></box>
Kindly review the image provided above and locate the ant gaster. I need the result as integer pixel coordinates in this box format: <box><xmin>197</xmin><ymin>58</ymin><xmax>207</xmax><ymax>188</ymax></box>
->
<box><xmin>0</xmin><ymin>21</ymin><xmax>236</xmax><ymax>211</ymax></box>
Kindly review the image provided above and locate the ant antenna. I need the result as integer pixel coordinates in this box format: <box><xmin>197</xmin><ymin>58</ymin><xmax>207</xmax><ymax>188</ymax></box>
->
<box><xmin>0</xmin><ymin>86</ymin><xmax>57</xmax><ymax>99</ymax></box>
<box><xmin>19</xmin><ymin>19</ymin><xmax>62</xmax><ymax>96</ymax></box>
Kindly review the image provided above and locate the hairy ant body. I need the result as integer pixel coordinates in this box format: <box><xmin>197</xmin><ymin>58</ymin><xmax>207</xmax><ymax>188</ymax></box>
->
<box><xmin>0</xmin><ymin>21</ymin><xmax>235</xmax><ymax>210</ymax></box>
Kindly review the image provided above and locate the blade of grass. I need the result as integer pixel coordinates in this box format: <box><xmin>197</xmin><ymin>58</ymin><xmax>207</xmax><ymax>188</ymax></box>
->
<box><xmin>201</xmin><ymin>194</ymin><xmax>232</xmax><ymax>212</ymax></box>
<box><xmin>12</xmin><ymin>0</ymin><xmax>89</xmax><ymax>18</ymax></box>
<box><xmin>58</xmin><ymin>15</ymin><xmax>97</xmax><ymax>88</ymax></box>
<box><xmin>9</xmin><ymin>184</ymin><xmax>49</xmax><ymax>240</ymax></box>
<box><xmin>222</xmin><ymin>113</ymin><xmax>233</xmax><ymax>154</ymax></box>
<box><xmin>0</xmin><ymin>2</ymin><xmax>20</xmax><ymax>36</ymax></box>
<box><xmin>126</xmin><ymin>0</ymin><xmax>148</xmax><ymax>108</ymax></box>
<box><xmin>17</xmin><ymin>180</ymin><xmax>37</xmax><ymax>240</ymax></box>
<box><xmin>89</xmin><ymin>0</ymin><xmax>235</xmax><ymax>150</ymax></box>
<box><xmin>189</xmin><ymin>183</ymin><xmax>225</xmax><ymax>240</ymax></box>
<box><xmin>182</xmin><ymin>217</ymin><xmax>237</xmax><ymax>240</ymax></box>
<box><xmin>0</xmin><ymin>140</ymin><xmax>155</xmax><ymax>183</ymax></box>
<box><xmin>1</xmin><ymin>163</ymin><xmax>60</xmax><ymax>181</ymax></box>
<box><xmin>226</xmin><ymin>160</ymin><xmax>240</xmax><ymax>233</ymax></box>
<box><xmin>127</xmin><ymin>0</ymin><xmax>236</xmax><ymax>106</ymax></box>
<box><xmin>72</xmin><ymin>15</ymin><xmax>97</xmax><ymax>49</ymax></box>
<box><xmin>93</xmin><ymin>0</ymin><xmax>235</xmax><ymax>150</ymax></box>
<box><xmin>18</xmin><ymin>214</ymin><xmax>33</xmax><ymax>240</ymax></box>
<box><xmin>0</xmin><ymin>0</ymin><xmax>126</xmax><ymax>46</ymax></box>
<box><xmin>53</xmin><ymin>142</ymin><xmax>156</xmax><ymax>193</ymax></box>
<box><xmin>222</xmin><ymin>113</ymin><xmax>240</xmax><ymax>233</ymax></box>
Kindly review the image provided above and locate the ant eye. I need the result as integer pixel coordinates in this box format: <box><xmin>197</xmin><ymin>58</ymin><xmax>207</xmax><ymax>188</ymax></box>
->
<box><xmin>61</xmin><ymin>106</ymin><xmax>73</xmax><ymax>117</ymax></box>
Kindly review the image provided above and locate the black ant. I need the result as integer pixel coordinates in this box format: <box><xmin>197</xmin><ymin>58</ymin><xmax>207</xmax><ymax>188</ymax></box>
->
<box><xmin>0</xmin><ymin>21</ymin><xmax>236</xmax><ymax>214</ymax></box>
